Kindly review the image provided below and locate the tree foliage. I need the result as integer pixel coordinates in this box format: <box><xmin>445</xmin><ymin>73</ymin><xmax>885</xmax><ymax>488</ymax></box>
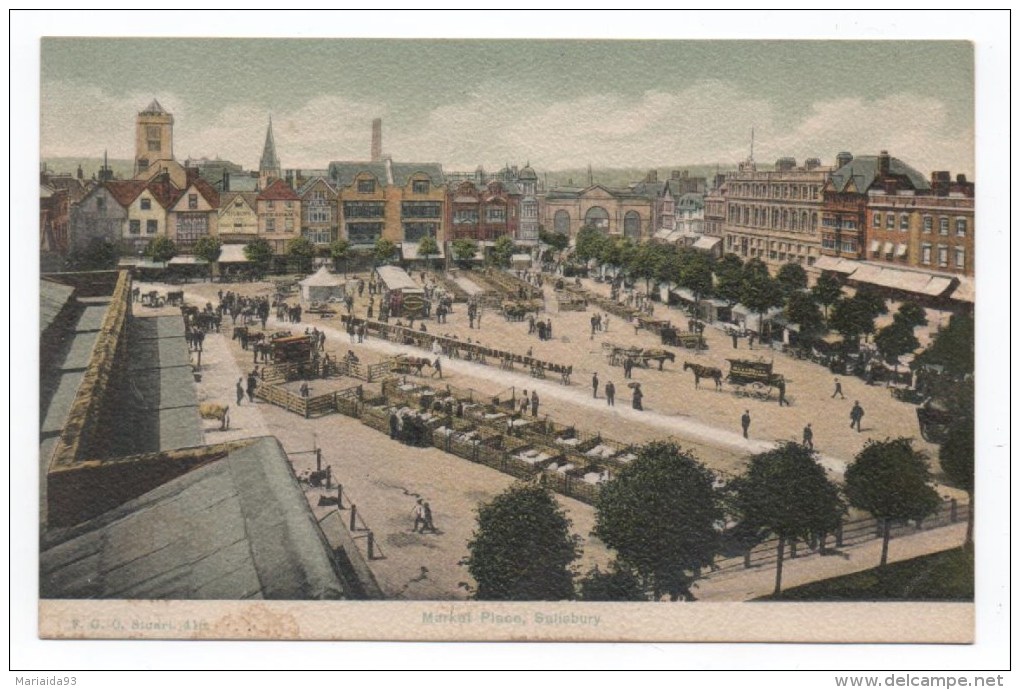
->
<box><xmin>811</xmin><ymin>272</ymin><xmax>844</xmax><ymax>316</ymax></box>
<box><xmin>417</xmin><ymin>235</ymin><xmax>440</xmax><ymax>271</ymax></box>
<box><xmin>594</xmin><ymin>442</ymin><xmax>721</xmax><ymax>600</ymax></box>
<box><xmin>490</xmin><ymin>235</ymin><xmax>515</xmax><ymax>268</ymax></box>
<box><xmin>915</xmin><ymin>314</ymin><xmax>974</xmax><ymax>377</ymax></box>
<box><xmin>373</xmin><ymin>237</ymin><xmax>397</xmax><ymax>265</ymax></box>
<box><xmin>729</xmin><ymin>442</ymin><xmax>844</xmax><ymax>595</ymax></box>
<box><xmin>740</xmin><ymin>269</ymin><xmax>784</xmax><ymax>323</ymax></box>
<box><xmin>144</xmin><ymin>235</ymin><xmax>178</xmax><ymax>263</ymax></box>
<box><xmin>939</xmin><ymin>416</ymin><xmax>974</xmax><ymax>545</ymax></box>
<box><xmin>713</xmin><ymin>253</ymin><xmax>745</xmax><ymax>305</ymax></box>
<box><xmin>539</xmin><ymin>228</ymin><xmax>570</xmax><ymax>252</ymax></box>
<box><xmin>574</xmin><ymin>225</ymin><xmax>609</xmax><ymax>263</ymax></box>
<box><xmin>192</xmin><ymin>236</ymin><xmax>222</xmax><ymax>279</ymax></box>
<box><xmin>894</xmin><ymin>301</ymin><xmax>928</xmax><ymax>330</ymax></box>
<box><xmin>68</xmin><ymin>238</ymin><xmax>120</xmax><ymax>271</ymax></box>
<box><xmin>875</xmin><ymin>321</ymin><xmax>920</xmax><ymax>368</ymax></box>
<box><xmin>451</xmin><ymin>238</ymin><xmax>479</xmax><ymax>267</ymax></box>
<box><xmin>677</xmin><ymin>249</ymin><xmax>714</xmax><ymax>302</ymax></box>
<box><xmin>244</xmin><ymin>237</ymin><xmax>274</xmax><ymax>272</ymax></box>
<box><xmin>464</xmin><ymin>484</ymin><xmax>579</xmax><ymax>601</ymax></box>
<box><xmin>845</xmin><ymin>438</ymin><xmax>941</xmax><ymax>565</ymax></box>
<box><xmin>785</xmin><ymin>290</ymin><xmax>825</xmax><ymax>339</ymax></box>
<box><xmin>829</xmin><ymin>296</ymin><xmax>873</xmax><ymax>347</ymax></box>
<box><xmin>776</xmin><ymin>262</ymin><xmax>808</xmax><ymax>297</ymax></box>
<box><xmin>577</xmin><ymin>563</ymin><xmax>647</xmax><ymax>602</ymax></box>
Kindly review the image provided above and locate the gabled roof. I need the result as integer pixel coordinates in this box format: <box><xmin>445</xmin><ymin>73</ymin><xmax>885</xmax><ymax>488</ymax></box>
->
<box><xmin>630</xmin><ymin>180</ymin><xmax>668</xmax><ymax>199</ymax></box>
<box><xmin>828</xmin><ymin>155</ymin><xmax>931</xmax><ymax>194</ymax></box>
<box><xmin>297</xmin><ymin>176</ymin><xmax>337</xmax><ymax>197</ymax></box>
<box><xmin>390</xmin><ymin>162</ymin><xmax>445</xmax><ymax>187</ymax></box>
<box><xmin>328</xmin><ymin>161</ymin><xmax>389</xmax><ymax>188</ymax></box>
<box><xmin>186</xmin><ymin>177</ymin><xmax>221</xmax><ymax>208</ymax></box>
<box><xmin>140</xmin><ymin>98</ymin><xmax>168</xmax><ymax>115</ymax></box>
<box><xmin>104</xmin><ymin>180</ymin><xmax>149</xmax><ymax>207</ymax></box>
<box><xmin>257</xmin><ymin>178</ymin><xmax>300</xmax><ymax>201</ymax></box>
<box><xmin>40</xmin><ymin>436</ymin><xmax>348</xmax><ymax>600</ymax></box>
<box><xmin>219</xmin><ymin>191</ymin><xmax>258</xmax><ymax>212</ymax></box>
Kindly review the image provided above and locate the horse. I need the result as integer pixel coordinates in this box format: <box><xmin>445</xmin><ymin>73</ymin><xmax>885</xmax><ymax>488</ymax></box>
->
<box><xmin>638</xmin><ymin>348</ymin><xmax>676</xmax><ymax>371</ymax></box>
<box><xmin>683</xmin><ymin>361</ymin><xmax>723</xmax><ymax>390</ymax></box>
<box><xmin>393</xmin><ymin>354</ymin><xmax>433</xmax><ymax>376</ymax></box>
<box><xmin>199</xmin><ymin>403</ymin><xmax>230</xmax><ymax>430</ymax></box>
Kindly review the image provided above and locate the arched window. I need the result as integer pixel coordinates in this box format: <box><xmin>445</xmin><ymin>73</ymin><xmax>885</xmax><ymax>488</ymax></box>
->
<box><xmin>801</xmin><ymin>211</ymin><xmax>809</xmax><ymax>232</ymax></box>
<box><xmin>553</xmin><ymin>210</ymin><xmax>570</xmax><ymax>234</ymax></box>
<box><xmin>811</xmin><ymin>212</ymin><xmax>818</xmax><ymax>230</ymax></box>
<box><xmin>623</xmin><ymin>211</ymin><xmax>641</xmax><ymax>238</ymax></box>
<box><xmin>782</xmin><ymin>209</ymin><xmax>789</xmax><ymax>229</ymax></box>
<box><xmin>584</xmin><ymin>206</ymin><xmax>610</xmax><ymax>233</ymax></box>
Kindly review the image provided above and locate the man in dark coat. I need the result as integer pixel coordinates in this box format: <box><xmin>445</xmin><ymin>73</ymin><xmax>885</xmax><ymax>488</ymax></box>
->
<box><xmin>605</xmin><ymin>381</ymin><xmax>616</xmax><ymax>407</ymax></box>
<box><xmin>592</xmin><ymin>372</ymin><xmax>599</xmax><ymax>399</ymax></box>
<box><xmin>741</xmin><ymin>410</ymin><xmax>751</xmax><ymax>439</ymax></box>
<box><xmin>850</xmin><ymin>401</ymin><xmax>865</xmax><ymax>432</ymax></box>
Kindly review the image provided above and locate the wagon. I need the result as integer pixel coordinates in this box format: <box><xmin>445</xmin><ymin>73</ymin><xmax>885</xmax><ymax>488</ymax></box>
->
<box><xmin>727</xmin><ymin>358</ymin><xmax>783</xmax><ymax>400</ymax></box>
<box><xmin>661</xmin><ymin>326</ymin><xmax>707</xmax><ymax>350</ymax></box>
<box><xmin>270</xmin><ymin>335</ymin><xmax>314</xmax><ymax>363</ymax></box>
<box><xmin>916</xmin><ymin>405</ymin><xmax>956</xmax><ymax>444</ymax></box>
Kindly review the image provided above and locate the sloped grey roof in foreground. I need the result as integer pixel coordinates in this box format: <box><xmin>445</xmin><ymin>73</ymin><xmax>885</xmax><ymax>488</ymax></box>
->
<box><xmin>40</xmin><ymin>437</ymin><xmax>347</xmax><ymax>600</ymax></box>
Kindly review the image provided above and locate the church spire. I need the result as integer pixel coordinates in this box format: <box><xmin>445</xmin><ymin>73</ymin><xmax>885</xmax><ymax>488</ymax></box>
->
<box><xmin>259</xmin><ymin>116</ymin><xmax>281</xmax><ymax>189</ymax></box>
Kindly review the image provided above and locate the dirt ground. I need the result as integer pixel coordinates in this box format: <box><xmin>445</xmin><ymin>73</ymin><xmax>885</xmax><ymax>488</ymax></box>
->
<box><xmin>135</xmin><ymin>271</ymin><xmax>961</xmax><ymax>600</ymax></box>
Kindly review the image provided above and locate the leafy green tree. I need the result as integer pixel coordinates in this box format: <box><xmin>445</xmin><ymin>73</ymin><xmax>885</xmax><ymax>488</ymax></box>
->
<box><xmin>845</xmin><ymin>438</ymin><xmax>941</xmax><ymax>566</ymax></box>
<box><xmin>577</xmin><ymin>563</ymin><xmax>647</xmax><ymax>602</ymax></box>
<box><xmin>740</xmin><ymin>270</ymin><xmax>784</xmax><ymax>332</ymax></box>
<box><xmin>915</xmin><ymin>314</ymin><xmax>974</xmax><ymax>377</ymax></box>
<box><xmin>192</xmin><ymin>236</ymin><xmax>221</xmax><ymax>280</ymax></box>
<box><xmin>627</xmin><ymin>242</ymin><xmax>665</xmax><ymax>294</ymax></box>
<box><xmin>829</xmin><ymin>296</ymin><xmax>872</xmax><ymax>349</ymax></box>
<box><xmin>574</xmin><ymin>225</ymin><xmax>609</xmax><ymax>263</ymax></box>
<box><xmin>743</xmin><ymin>257</ymin><xmax>770</xmax><ymax>279</ymax></box>
<box><xmin>594</xmin><ymin>442</ymin><xmax>721</xmax><ymax>601</ymax></box>
<box><xmin>893</xmin><ymin>301</ymin><xmax>928</xmax><ymax>330</ymax></box>
<box><xmin>244</xmin><ymin>237</ymin><xmax>274</xmax><ymax>275</ymax></box>
<box><xmin>729</xmin><ymin>442</ymin><xmax>844</xmax><ymax>596</ymax></box>
<box><xmin>811</xmin><ymin>271</ymin><xmax>844</xmax><ymax>318</ymax></box>
<box><xmin>452</xmin><ymin>238</ymin><xmax>479</xmax><ymax>268</ymax></box>
<box><xmin>490</xmin><ymin>235</ymin><xmax>515</xmax><ymax>268</ymax></box>
<box><xmin>69</xmin><ymin>238</ymin><xmax>120</xmax><ymax>271</ymax></box>
<box><xmin>464</xmin><ymin>484</ymin><xmax>579</xmax><ymax>601</ymax></box>
<box><xmin>785</xmin><ymin>290</ymin><xmax>825</xmax><ymax>341</ymax></box>
<box><xmin>373</xmin><ymin>237</ymin><xmax>397</xmax><ymax>266</ymax></box>
<box><xmin>713</xmin><ymin>253</ymin><xmax>745</xmax><ymax>306</ymax></box>
<box><xmin>678</xmin><ymin>249</ymin><xmax>715</xmax><ymax>313</ymax></box>
<box><xmin>329</xmin><ymin>238</ymin><xmax>351</xmax><ymax>276</ymax></box>
<box><xmin>144</xmin><ymin>235</ymin><xmax>177</xmax><ymax>264</ymax></box>
<box><xmin>776</xmin><ymin>262</ymin><xmax>808</xmax><ymax>297</ymax></box>
<box><xmin>286</xmin><ymin>236</ymin><xmax>316</xmax><ymax>273</ymax></box>
<box><xmin>875</xmin><ymin>321</ymin><xmax>920</xmax><ymax>372</ymax></box>
<box><xmin>417</xmin><ymin>235</ymin><xmax>440</xmax><ymax>273</ymax></box>
<box><xmin>854</xmin><ymin>285</ymin><xmax>889</xmax><ymax>318</ymax></box>
<box><xmin>939</xmin><ymin>417</ymin><xmax>974</xmax><ymax>546</ymax></box>
<box><xmin>539</xmin><ymin>228</ymin><xmax>570</xmax><ymax>252</ymax></box>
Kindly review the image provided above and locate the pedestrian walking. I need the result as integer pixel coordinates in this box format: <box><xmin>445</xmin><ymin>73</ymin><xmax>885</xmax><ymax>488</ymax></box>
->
<box><xmin>389</xmin><ymin>410</ymin><xmax>399</xmax><ymax>440</ymax></box>
<box><xmin>520</xmin><ymin>391</ymin><xmax>530</xmax><ymax>416</ymax></box>
<box><xmin>546</xmin><ymin>319</ymin><xmax>552</xmax><ymax>339</ymax></box>
<box><xmin>531</xmin><ymin>390</ymin><xmax>539</xmax><ymax>417</ymax></box>
<box><xmin>422</xmin><ymin>500</ymin><xmax>436</xmax><ymax>533</ymax></box>
<box><xmin>748</xmin><ymin>332</ymin><xmax>756</xmax><ymax>349</ymax></box>
<box><xmin>741</xmin><ymin>410</ymin><xmax>751</xmax><ymax>439</ymax></box>
<box><xmin>631</xmin><ymin>384</ymin><xmax>643</xmax><ymax>411</ymax></box>
<box><xmin>246</xmin><ymin>372</ymin><xmax>257</xmax><ymax>403</ymax></box>
<box><xmin>433</xmin><ymin>356</ymin><xmax>443</xmax><ymax>379</ymax></box>
<box><xmin>802</xmin><ymin>423</ymin><xmax>814</xmax><ymax>450</ymax></box>
<box><xmin>731</xmin><ymin>331</ymin><xmax>739</xmax><ymax>349</ymax></box>
<box><xmin>776</xmin><ymin>377</ymin><xmax>789</xmax><ymax>406</ymax></box>
<box><xmin>592</xmin><ymin>372</ymin><xmax>599</xmax><ymax>399</ymax></box>
<box><xmin>300</xmin><ymin>381</ymin><xmax>310</xmax><ymax>398</ymax></box>
<box><xmin>605</xmin><ymin>381</ymin><xmax>616</xmax><ymax>406</ymax></box>
<box><xmin>412</xmin><ymin>499</ymin><xmax>427</xmax><ymax>533</ymax></box>
<box><xmin>850</xmin><ymin>401</ymin><xmax>865</xmax><ymax>432</ymax></box>
<box><xmin>831</xmin><ymin>377</ymin><xmax>845</xmax><ymax>399</ymax></box>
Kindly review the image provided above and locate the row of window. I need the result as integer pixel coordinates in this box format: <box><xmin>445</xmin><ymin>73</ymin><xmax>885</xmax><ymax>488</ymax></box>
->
<box><xmin>726</xmin><ymin>235</ymin><xmax>812</xmax><ymax>255</ymax></box>
<box><xmin>919</xmin><ymin>243</ymin><xmax>966</xmax><ymax>269</ymax></box>
<box><xmin>355</xmin><ymin>179</ymin><xmax>432</xmax><ymax>195</ymax></box>
<box><xmin>728</xmin><ymin>205</ymin><xmax>819</xmax><ymax>232</ymax></box>
<box><xmin>872</xmin><ymin>212</ymin><xmax>969</xmax><ymax>236</ymax></box>
<box><xmin>820</xmin><ymin>237</ymin><xmax>859</xmax><ymax>253</ymax></box>
<box><xmin>730</xmin><ymin>183</ymin><xmax>820</xmax><ymax>200</ymax></box>
<box><xmin>821</xmin><ymin>216</ymin><xmax>856</xmax><ymax>230</ymax></box>
<box><xmin>264</xmin><ymin>217</ymin><xmax>295</xmax><ymax>233</ymax></box>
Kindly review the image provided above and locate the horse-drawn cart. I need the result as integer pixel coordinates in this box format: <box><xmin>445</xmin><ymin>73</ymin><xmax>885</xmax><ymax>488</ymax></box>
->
<box><xmin>271</xmin><ymin>335</ymin><xmax>314</xmax><ymax>363</ymax></box>
<box><xmin>726</xmin><ymin>358</ymin><xmax>783</xmax><ymax>400</ymax></box>
<box><xmin>661</xmin><ymin>324</ymin><xmax>707</xmax><ymax>350</ymax></box>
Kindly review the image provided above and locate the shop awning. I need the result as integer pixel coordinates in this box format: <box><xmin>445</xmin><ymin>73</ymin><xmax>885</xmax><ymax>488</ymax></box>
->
<box><xmin>918</xmin><ymin>275</ymin><xmax>955</xmax><ymax>297</ymax></box>
<box><xmin>670</xmin><ymin>286</ymin><xmax>697</xmax><ymax>302</ymax></box>
<box><xmin>692</xmin><ymin>236</ymin><xmax>722</xmax><ymax>251</ymax></box>
<box><xmin>949</xmin><ymin>276</ymin><xmax>975</xmax><ymax>303</ymax></box>
<box><xmin>168</xmin><ymin>256</ymin><xmax>208</xmax><ymax>265</ymax></box>
<box><xmin>896</xmin><ymin>243</ymin><xmax>908</xmax><ymax>257</ymax></box>
<box><xmin>870</xmin><ymin>240</ymin><xmax>881</xmax><ymax>253</ymax></box>
<box><xmin>883</xmin><ymin>242</ymin><xmax>894</xmax><ymax>255</ymax></box>
<box><xmin>813</xmin><ymin>256</ymin><xmax>858</xmax><ymax>274</ymax></box>
<box><xmin>218</xmin><ymin>244</ymin><xmax>250</xmax><ymax>263</ymax></box>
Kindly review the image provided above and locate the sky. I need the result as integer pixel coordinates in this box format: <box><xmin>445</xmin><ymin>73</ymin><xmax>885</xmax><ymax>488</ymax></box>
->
<box><xmin>41</xmin><ymin>38</ymin><xmax>974</xmax><ymax>176</ymax></box>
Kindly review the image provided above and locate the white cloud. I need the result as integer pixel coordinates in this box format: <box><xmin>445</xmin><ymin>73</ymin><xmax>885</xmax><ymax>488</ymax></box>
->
<box><xmin>40</xmin><ymin>79</ymin><xmax>972</xmax><ymax>176</ymax></box>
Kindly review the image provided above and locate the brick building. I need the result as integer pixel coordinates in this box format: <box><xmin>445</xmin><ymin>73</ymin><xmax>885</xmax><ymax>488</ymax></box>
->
<box><xmin>447</xmin><ymin>179</ymin><xmax>520</xmax><ymax>243</ymax></box>
<box><xmin>256</xmin><ymin>179</ymin><xmax>301</xmax><ymax>254</ymax></box>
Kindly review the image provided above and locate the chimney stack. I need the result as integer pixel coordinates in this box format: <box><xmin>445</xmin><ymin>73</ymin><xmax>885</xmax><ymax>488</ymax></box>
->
<box><xmin>878</xmin><ymin>150</ymin><xmax>891</xmax><ymax>177</ymax></box>
<box><xmin>931</xmin><ymin>171</ymin><xmax>951</xmax><ymax>196</ymax></box>
<box><xmin>371</xmin><ymin>119</ymin><xmax>382</xmax><ymax>162</ymax></box>
<box><xmin>836</xmin><ymin>151</ymin><xmax>854</xmax><ymax>169</ymax></box>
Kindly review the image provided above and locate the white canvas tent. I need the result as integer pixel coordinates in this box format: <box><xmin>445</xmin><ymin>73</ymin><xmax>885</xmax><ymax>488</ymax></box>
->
<box><xmin>299</xmin><ymin>266</ymin><xmax>345</xmax><ymax>302</ymax></box>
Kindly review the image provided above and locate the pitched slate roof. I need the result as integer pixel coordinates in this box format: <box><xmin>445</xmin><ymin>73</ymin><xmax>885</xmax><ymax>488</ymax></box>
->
<box><xmin>190</xmin><ymin>177</ymin><xmax>221</xmax><ymax>208</ymax></box>
<box><xmin>140</xmin><ymin>99</ymin><xmax>168</xmax><ymax>115</ymax></box>
<box><xmin>257</xmin><ymin>178</ymin><xmax>300</xmax><ymax>201</ymax></box>
<box><xmin>297</xmin><ymin>176</ymin><xmax>338</xmax><ymax>197</ymax></box>
<box><xmin>328</xmin><ymin>161</ymin><xmax>389</xmax><ymax>188</ymax></box>
<box><xmin>219</xmin><ymin>191</ymin><xmax>259</xmax><ymax>211</ymax></box>
<box><xmin>828</xmin><ymin>155</ymin><xmax>931</xmax><ymax>194</ymax></box>
<box><xmin>630</xmin><ymin>180</ymin><xmax>668</xmax><ymax>199</ymax></box>
<box><xmin>39</xmin><ymin>280</ymin><xmax>76</xmax><ymax>335</ymax></box>
<box><xmin>390</xmin><ymin>162</ymin><xmax>445</xmax><ymax>187</ymax></box>
<box><xmin>40</xmin><ymin>436</ymin><xmax>348</xmax><ymax>600</ymax></box>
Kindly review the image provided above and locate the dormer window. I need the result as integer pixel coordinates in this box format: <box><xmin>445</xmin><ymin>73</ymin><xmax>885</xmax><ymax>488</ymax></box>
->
<box><xmin>357</xmin><ymin>179</ymin><xmax>376</xmax><ymax>194</ymax></box>
<box><xmin>140</xmin><ymin>198</ymin><xmax>151</xmax><ymax>210</ymax></box>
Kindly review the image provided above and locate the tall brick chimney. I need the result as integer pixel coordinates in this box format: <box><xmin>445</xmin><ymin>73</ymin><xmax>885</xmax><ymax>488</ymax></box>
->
<box><xmin>371</xmin><ymin>118</ymin><xmax>382</xmax><ymax>162</ymax></box>
<box><xmin>878</xmin><ymin>150</ymin><xmax>891</xmax><ymax>177</ymax></box>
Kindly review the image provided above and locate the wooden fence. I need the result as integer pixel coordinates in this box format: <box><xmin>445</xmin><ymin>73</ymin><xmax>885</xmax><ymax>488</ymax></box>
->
<box><xmin>256</xmin><ymin>380</ymin><xmax>364</xmax><ymax>419</ymax></box>
<box><xmin>481</xmin><ymin>267</ymin><xmax>543</xmax><ymax>301</ymax></box>
<box><xmin>340</xmin><ymin>315</ymin><xmax>574</xmax><ymax>384</ymax></box>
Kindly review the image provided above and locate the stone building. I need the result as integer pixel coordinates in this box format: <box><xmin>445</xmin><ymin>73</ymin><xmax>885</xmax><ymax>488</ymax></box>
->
<box><xmin>541</xmin><ymin>184</ymin><xmax>654</xmax><ymax>240</ymax></box>
<box><xmin>447</xmin><ymin>179</ymin><xmax>519</xmax><ymax>243</ymax></box>
<box><xmin>820</xmin><ymin>151</ymin><xmax>930</xmax><ymax>260</ymax></box>
<box><xmin>328</xmin><ymin>159</ymin><xmax>446</xmax><ymax>252</ymax></box>
<box><xmin>864</xmin><ymin>172</ymin><xmax>974</xmax><ymax>276</ymax></box>
<box><xmin>134</xmin><ymin>99</ymin><xmax>174</xmax><ymax>177</ymax></box>
<box><xmin>167</xmin><ymin>175</ymin><xmax>220</xmax><ymax>252</ymax></box>
<box><xmin>720</xmin><ymin>155</ymin><xmax>831</xmax><ymax>269</ymax></box>
<box><xmin>217</xmin><ymin>191</ymin><xmax>259</xmax><ymax>244</ymax></box>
